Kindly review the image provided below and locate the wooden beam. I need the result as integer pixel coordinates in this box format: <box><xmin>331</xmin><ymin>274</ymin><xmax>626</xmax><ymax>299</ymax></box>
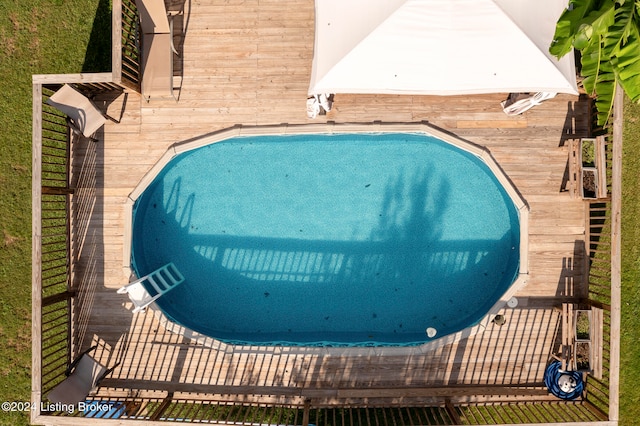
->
<box><xmin>590</xmin><ymin>307</ymin><xmax>604</xmax><ymax>379</ymax></box>
<box><xmin>595</xmin><ymin>136</ymin><xmax>608</xmax><ymax>198</ymax></box>
<box><xmin>583</xmin><ymin>399</ymin><xmax>610</xmax><ymax>421</ymax></box>
<box><xmin>581</xmin><ymin>298</ymin><xmax>611</xmax><ymax>312</ymax></box>
<box><xmin>100</xmin><ymin>379</ymin><xmax>549</xmax><ymax>399</ymax></box>
<box><xmin>99</xmin><ymin>380</ymin><xmax>308</xmax><ymax>398</ymax></box>
<box><xmin>560</xmin><ymin>303</ymin><xmax>576</xmax><ymax>371</ymax></box>
<box><xmin>568</xmin><ymin>139</ymin><xmax>580</xmax><ymax>197</ymax></box>
<box><xmin>32</xmin><ymin>73</ymin><xmax>115</xmax><ymax>85</ymax></box>
<box><xmin>607</xmin><ymin>82</ymin><xmax>623</xmax><ymax>423</ymax></box>
<box><xmin>444</xmin><ymin>399</ymin><xmax>462</xmax><ymax>424</ymax></box>
<box><xmin>335</xmin><ymin>386</ymin><xmax>550</xmax><ymax>399</ymax></box>
<box><xmin>31</xmin><ymin>81</ymin><xmax>43</xmax><ymax>425</ymax></box>
<box><xmin>149</xmin><ymin>392</ymin><xmax>174</xmax><ymax>421</ymax></box>
<box><xmin>112</xmin><ymin>0</ymin><xmax>123</xmax><ymax>85</ymax></box>
<box><xmin>302</xmin><ymin>399</ymin><xmax>311</xmax><ymax>426</ymax></box>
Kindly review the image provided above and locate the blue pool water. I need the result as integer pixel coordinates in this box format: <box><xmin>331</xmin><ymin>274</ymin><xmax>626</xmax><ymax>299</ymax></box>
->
<box><xmin>131</xmin><ymin>133</ymin><xmax>520</xmax><ymax>346</ymax></box>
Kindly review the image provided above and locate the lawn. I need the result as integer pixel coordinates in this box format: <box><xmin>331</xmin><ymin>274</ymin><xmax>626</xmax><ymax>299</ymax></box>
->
<box><xmin>0</xmin><ymin>0</ymin><xmax>107</xmax><ymax>424</ymax></box>
<box><xmin>620</xmin><ymin>98</ymin><xmax>640</xmax><ymax>425</ymax></box>
<box><xmin>0</xmin><ymin>0</ymin><xmax>638</xmax><ymax>425</ymax></box>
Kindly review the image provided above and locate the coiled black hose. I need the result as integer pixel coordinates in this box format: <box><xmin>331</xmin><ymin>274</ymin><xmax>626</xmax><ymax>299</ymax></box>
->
<box><xmin>544</xmin><ymin>360</ymin><xmax>584</xmax><ymax>400</ymax></box>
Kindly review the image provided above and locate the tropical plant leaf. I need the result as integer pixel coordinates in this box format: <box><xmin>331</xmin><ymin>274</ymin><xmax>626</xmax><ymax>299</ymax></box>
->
<box><xmin>612</xmin><ymin>0</ymin><xmax>638</xmax><ymax>48</ymax></box>
<box><xmin>580</xmin><ymin>38</ymin><xmax>606</xmax><ymax>96</ymax></box>
<box><xmin>587</xmin><ymin>0</ymin><xmax>616</xmax><ymax>33</ymax></box>
<box><xmin>550</xmin><ymin>0</ymin><xmax>599</xmax><ymax>57</ymax></box>
<box><xmin>550</xmin><ymin>0</ymin><xmax>640</xmax><ymax>126</ymax></box>
<box><xmin>579</xmin><ymin>31</ymin><xmax>617</xmax><ymax>125</ymax></box>
<box><xmin>594</xmin><ymin>72</ymin><xmax>617</xmax><ymax>126</ymax></box>
<box><xmin>604</xmin><ymin>1</ymin><xmax>636</xmax><ymax>55</ymax></box>
<box><xmin>576</xmin><ymin>23</ymin><xmax>597</xmax><ymax>50</ymax></box>
<box><xmin>614</xmin><ymin>31</ymin><xmax>640</xmax><ymax>102</ymax></box>
<box><xmin>606</xmin><ymin>2</ymin><xmax>640</xmax><ymax>103</ymax></box>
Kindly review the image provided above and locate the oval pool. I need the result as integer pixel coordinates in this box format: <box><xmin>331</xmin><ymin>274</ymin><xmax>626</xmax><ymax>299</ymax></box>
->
<box><xmin>131</xmin><ymin>132</ymin><xmax>521</xmax><ymax>346</ymax></box>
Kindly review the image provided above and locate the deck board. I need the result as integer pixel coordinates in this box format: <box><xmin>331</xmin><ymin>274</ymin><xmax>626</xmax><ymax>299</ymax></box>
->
<box><xmin>71</xmin><ymin>0</ymin><xmax>591</xmax><ymax>406</ymax></box>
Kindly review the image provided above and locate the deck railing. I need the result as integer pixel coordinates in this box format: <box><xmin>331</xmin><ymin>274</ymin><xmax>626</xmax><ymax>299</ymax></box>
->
<box><xmin>32</xmin><ymin>105</ymin><xmax>621</xmax><ymax>426</ymax></box>
<box><xmin>114</xmin><ymin>0</ymin><xmax>141</xmax><ymax>91</ymax></box>
<box><xmin>47</xmin><ymin>395</ymin><xmax>610</xmax><ymax>424</ymax></box>
<box><xmin>579</xmin><ymin>87</ymin><xmax>623</xmax><ymax>421</ymax></box>
<box><xmin>36</xmin><ymin>85</ymin><xmax>74</xmax><ymax>398</ymax></box>
<box><xmin>30</xmin><ymin>0</ymin><xmax>621</xmax><ymax>423</ymax></box>
<box><xmin>32</xmin><ymin>79</ymin><xmax>129</xmax><ymax>424</ymax></box>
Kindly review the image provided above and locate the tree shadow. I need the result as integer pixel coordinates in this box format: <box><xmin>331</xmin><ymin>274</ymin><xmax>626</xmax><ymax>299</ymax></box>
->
<box><xmin>370</xmin><ymin>167</ymin><xmax>447</xmax><ymax>287</ymax></box>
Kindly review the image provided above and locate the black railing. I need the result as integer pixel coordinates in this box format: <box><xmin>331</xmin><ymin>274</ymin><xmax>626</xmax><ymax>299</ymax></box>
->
<box><xmin>56</xmin><ymin>395</ymin><xmax>610</xmax><ymax>424</ymax></box>
<box><xmin>33</xmin><ymin>81</ymin><xmax>124</xmax><ymax>420</ymax></box>
<box><xmin>120</xmin><ymin>0</ymin><xmax>140</xmax><ymax>89</ymax></box>
<box><xmin>37</xmin><ymin>85</ymin><xmax>75</xmax><ymax>399</ymax></box>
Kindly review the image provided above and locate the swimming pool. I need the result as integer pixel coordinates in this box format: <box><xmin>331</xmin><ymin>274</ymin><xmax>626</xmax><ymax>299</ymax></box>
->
<box><xmin>129</xmin><ymin>129</ymin><xmax>525</xmax><ymax>347</ymax></box>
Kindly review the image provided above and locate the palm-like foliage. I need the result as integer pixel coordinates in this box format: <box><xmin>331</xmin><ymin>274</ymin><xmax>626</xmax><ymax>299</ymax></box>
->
<box><xmin>550</xmin><ymin>0</ymin><xmax>640</xmax><ymax>126</ymax></box>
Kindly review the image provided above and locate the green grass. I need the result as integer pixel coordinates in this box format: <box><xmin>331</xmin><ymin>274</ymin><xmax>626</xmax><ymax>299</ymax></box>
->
<box><xmin>620</xmin><ymin>97</ymin><xmax>640</xmax><ymax>426</ymax></box>
<box><xmin>0</xmin><ymin>0</ymin><xmax>107</xmax><ymax>424</ymax></box>
<box><xmin>0</xmin><ymin>0</ymin><xmax>639</xmax><ymax>424</ymax></box>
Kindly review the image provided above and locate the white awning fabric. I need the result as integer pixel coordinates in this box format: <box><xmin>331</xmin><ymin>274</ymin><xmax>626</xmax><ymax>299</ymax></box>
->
<box><xmin>308</xmin><ymin>0</ymin><xmax>578</xmax><ymax>96</ymax></box>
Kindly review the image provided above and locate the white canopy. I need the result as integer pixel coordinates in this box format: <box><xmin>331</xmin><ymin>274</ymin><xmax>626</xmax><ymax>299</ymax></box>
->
<box><xmin>308</xmin><ymin>0</ymin><xmax>578</xmax><ymax>96</ymax></box>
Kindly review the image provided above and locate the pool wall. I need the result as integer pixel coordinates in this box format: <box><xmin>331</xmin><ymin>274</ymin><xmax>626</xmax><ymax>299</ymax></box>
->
<box><xmin>122</xmin><ymin>122</ymin><xmax>530</xmax><ymax>354</ymax></box>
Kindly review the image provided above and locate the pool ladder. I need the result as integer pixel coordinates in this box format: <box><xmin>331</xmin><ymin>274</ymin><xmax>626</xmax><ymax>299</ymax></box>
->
<box><xmin>117</xmin><ymin>262</ymin><xmax>185</xmax><ymax>313</ymax></box>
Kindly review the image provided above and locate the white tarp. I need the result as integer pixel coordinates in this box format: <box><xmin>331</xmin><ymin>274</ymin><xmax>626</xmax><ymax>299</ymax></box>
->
<box><xmin>308</xmin><ymin>0</ymin><xmax>578</xmax><ymax>96</ymax></box>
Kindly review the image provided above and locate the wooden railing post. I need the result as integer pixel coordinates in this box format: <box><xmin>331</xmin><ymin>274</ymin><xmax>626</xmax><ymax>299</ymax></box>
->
<box><xmin>112</xmin><ymin>0</ymin><xmax>123</xmax><ymax>85</ymax></box>
<box><xmin>302</xmin><ymin>399</ymin><xmax>311</xmax><ymax>426</ymax></box>
<box><xmin>150</xmin><ymin>392</ymin><xmax>174</xmax><ymax>421</ymax></box>
<box><xmin>445</xmin><ymin>399</ymin><xmax>462</xmax><ymax>424</ymax></box>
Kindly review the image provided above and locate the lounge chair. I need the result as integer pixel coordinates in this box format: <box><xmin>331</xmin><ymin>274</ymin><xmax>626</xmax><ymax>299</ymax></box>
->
<box><xmin>117</xmin><ymin>262</ymin><xmax>185</xmax><ymax>313</ymax></box>
<box><xmin>501</xmin><ymin>92</ymin><xmax>557</xmax><ymax>116</ymax></box>
<box><xmin>136</xmin><ymin>0</ymin><xmax>180</xmax><ymax>101</ymax></box>
<box><xmin>141</xmin><ymin>32</ymin><xmax>176</xmax><ymax>101</ymax></box>
<box><xmin>47</xmin><ymin>346</ymin><xmax>119</xmax><ymax>405</ymax></box>
<box><xmin>46</xmin><ymin>84</ymin><xmax>108</xmax><ymax>140</ymax></box>
<box><xmin>136</xmin><ymin>0</ymin><xmax>171</xmax><ymax>34</ymax></box>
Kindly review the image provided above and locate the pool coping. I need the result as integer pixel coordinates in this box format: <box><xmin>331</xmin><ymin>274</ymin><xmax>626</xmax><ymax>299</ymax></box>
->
<box><xmin>122</xmin><ymin>122</ymin><xmax>530</xmax><ymax>356</ymax></box>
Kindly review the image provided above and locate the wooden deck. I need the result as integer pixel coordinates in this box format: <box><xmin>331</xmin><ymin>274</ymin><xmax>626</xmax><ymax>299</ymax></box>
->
<box><xmin>70</xmin><ymin>0</ymin><xmax>592</xmax><ymax>408</ymax></box>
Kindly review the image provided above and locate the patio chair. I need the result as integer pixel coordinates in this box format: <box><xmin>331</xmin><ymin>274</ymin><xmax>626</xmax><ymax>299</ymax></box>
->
<box><xmin>47</xmin><ymin>346</ymin><xmax>120</xmax><ymax>405</ymax></box>
<box><xmin>46</xmin><ymin>84</ymin><xmax>108</xmax><ymax>140</ymax></box>
<box><xmin>136</xmin><ymin>0</ymin><xmax>180</xmax><ymax>101</ymax></box>
<box><xmin>117</xmin><ymin>262</ymin><xmax>185</xmax><ymax>313</ymax></box>
<box><xmin>306</xmin><ymin>96</ymin><xmax>320</xmax><ymax>119</ymax></box>
<box><xmin>306</xmin><ymin>94</ymin><xmax>333</xmax><ymax>119</ymax></box>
